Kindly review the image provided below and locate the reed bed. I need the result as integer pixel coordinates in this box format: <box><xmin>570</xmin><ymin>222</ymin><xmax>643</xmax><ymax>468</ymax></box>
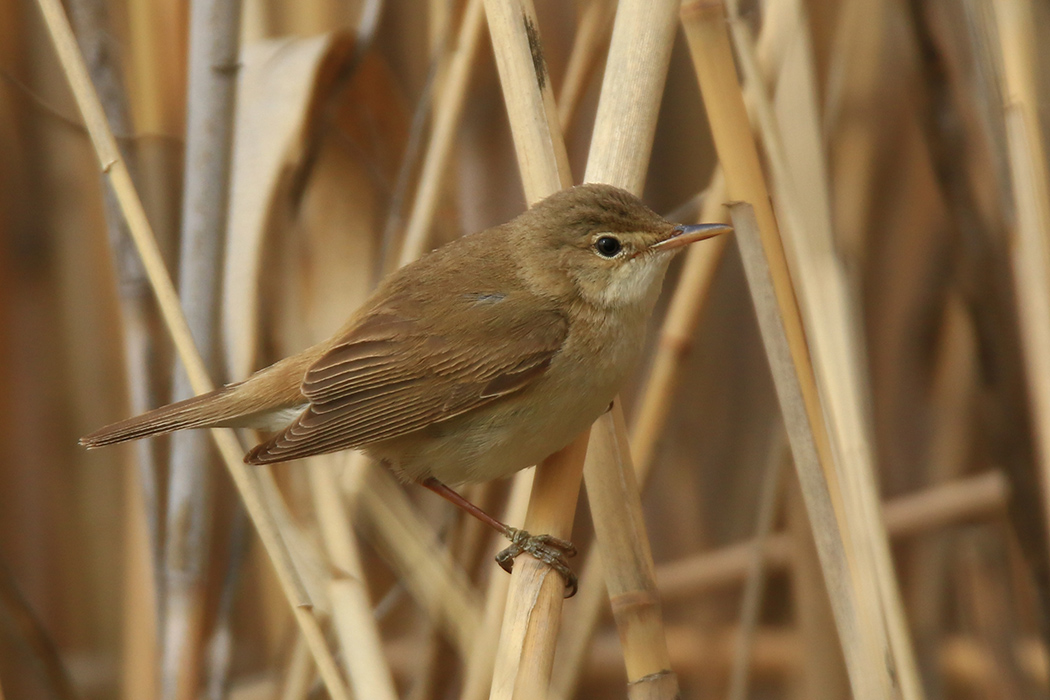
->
<box><xmin>2</xmin><ymin>0</ymin><xmax>1049</xmax><ymax>698</ymax></box>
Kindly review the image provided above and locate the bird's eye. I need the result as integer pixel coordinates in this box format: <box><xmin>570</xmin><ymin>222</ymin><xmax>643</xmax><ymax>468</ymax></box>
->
<box><xmin>594</xmin><ymin>236</ymin><xmax>622</xmax><ymax>258</ymax></box>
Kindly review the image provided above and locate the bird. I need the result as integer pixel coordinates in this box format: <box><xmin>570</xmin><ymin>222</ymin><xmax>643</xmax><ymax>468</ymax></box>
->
<box><xmin>81</xmin><ymin>183</ymin><xmax>731</xmax><ymax>594</ymax></box>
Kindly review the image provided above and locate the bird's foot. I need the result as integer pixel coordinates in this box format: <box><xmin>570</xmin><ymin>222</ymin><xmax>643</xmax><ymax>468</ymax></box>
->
<box><xmin>496</xmin><ymin>527</ymin><xmax>579</xmax><ymax>597</ymax></box>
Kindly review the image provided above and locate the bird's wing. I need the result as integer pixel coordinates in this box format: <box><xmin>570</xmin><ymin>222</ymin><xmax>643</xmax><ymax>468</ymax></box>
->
<box><xmin>244</xmin><ymin>291</ymin><xmax>568</xmax><ymax>464</ymax></box>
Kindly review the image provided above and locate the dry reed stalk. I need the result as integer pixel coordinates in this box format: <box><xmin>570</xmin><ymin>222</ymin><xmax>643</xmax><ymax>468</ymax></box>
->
<box><xmin>730</xmin><ymin>194</ymin><xmax>882</xmax><ymax>697</ymax></box>
<box><xmin>64</xmin><ymin>2</ymin><xmax>164</xmax><ymax>695</ymax></box>
<box><xmin>573</xmin><ymin>1</ymin><xmax>685</xmax><ymax>696</ymax></box>
<box><xmin>548</xmin><ymin>180</ymin><xmax>728</xmax><ymax>700</ymax></box>
<box><xmin>227</xmin><ymin>678</ymin><xmax>278</xmax><ymax>700</ymax></box>
<box><xmin>122</xmin><ymin>462</ymin><xmax>161</xmax><ymax>700</ymax></box>
<box><xmin>488</xmin><ymin>433</ymin><xmax>590</xmax><ymax>699</ymax></box>
<box><xmin>347</xmin><ymin>459</ymin><xmax>481</xmax><ymax>657</ymax></box>
<box><xmin>581</xmin><ymin>626</ymin><xmax>801</xmax><ymax>682</ymax></box>
<box><xmin>727</xmin><ymin>434</ymin><xmax>786</xmax><ymax>700</ymax></box>
<box><xmin>204</xmin><ymin>509</ymin><xmax>248</xmax><ymax>700</ymax></box>
<box><xmin>125</xmin><ymin>0</ymin><xmax>186</xmax><ymax>135</ymax></box>
<box><xmin>940</xmin><ymin>636</ymin><xmax>1050</xmax><ymax>692</ymax></box>
<box><xmin>553</xmin><ymin>8</ymin><xmax>788</xmax><ymax>689</ymax></box>
<box><xmin>726</xmin><ymin>0</ymin><xmax>922</xmax><ymax>695</ymax></box>
<box><xmin>428</xmin><ymin>0</ymin><xmax>451</xmax><ymax>59</ymax></box>
<box><xmin>0</xmin><ymin>557</ymin><xmax>80</xmax><ymax>700</ymax></box>
<box><xmin>353</xmin><ymin>0</ymin><xmax>382</xmax><ymax>56</ymax></box>
<box><xmin>278</xmin><ymin>637</ymin><xmax>313</xmax><ymax>700</ymax></box>
<box><xmin>334</xmin><ymin>440</ymin><xmax>492</xmax><ymax>654</ymax></box>
<box><xmin>583</xmin><ymin>406</ymin><xmax>677</xmax><ymax>700</ymax></box>
<box><xmin>555</xmin><ymin>0</ymin><xmax>613</xmax><ymax>130</ymax></box>
<box><xmin>122</xmin><ymin>0</ymin><xmax>184</xmax><ymax>385</ymax></box>
<box><xmin>630</xmin><ymin>175</ymin><xmax>727</xmax><ymax>480</ymax></box>
<box><xmin>910</xmin><ymin>0</ymin><xmax>1050</xmax><ymax>630</ymax></box>
<box><xmin>163</xmin><ymin>1</ymin><xmax>243</xmax><ymax>696</ymax></box>
<box><xmin>656</xmin><ymin>469</ymin><xmax>1008</xmax><ymax>601</ymax></box>
<box><xmin>681</xmin><ymin>3</ymin><xmax>909</xmax><ymax>695</ymax></box>
<box><xmin>582</xmin><ymin>0</ymin><xmax>678</xmax><ymax>192</ymax></box>
<box><xmin>786</xmin><ymin>474</ymin><xmax>849</xmax><ymax>700</ymax></box>
<box><xmin>821</xmin><ymin>0</ymin><xmax>885</xmax><ymax>263</ymax></box>
<box><xmin>460</xmin><ymin>472</ymin><xmax>534</xmax><ymax>700</ymax></box>
<box><xmin>994</xmin><ymin>0</ymin><xmax>1050</xmax><ymax>566</ymax></box>
<box><xmin>308</xmin><ymin>459</ymin><xmax>398</xmax><ymax>700</ymax></box>
<box><xmin>907</xmin><ymin>295</ymin><xmax>977</xmax><ymax>670</ymax></box>
<box><xmin>398</xmin><ymin>0</ymin><xmax>485</xmax><ymax>265</ymax></box>
<box><xmin>570</xmin><ymin>635</ymin><xmax>1046</xmax><ymax>690</ymax></box>
<box><xmin>31</xmin><ymin>1</ymin><xmax>350</xmax><ymax>697</ymax></box>
<box><xmin>481</xmin><ymin>0</ymin><xmax>685</xmax><ymax>691</ymax></box>
<box><xmin>482</xmin><ymin>0</ymin><xmax>572</xmax><ymax>201</ymax></box>
<box><xmin>582</xmin><ymin>631</ymin><xmax>1048</xmax><ymax>690</ymax></box>
<box><xmin>479</xmin><ymin>0</ymin><xmax>581</xmax><ymax>695</ymax></box>
<box><xmin>67</xmin><ymin>0</ymin><xmax>160</xmax><ymax>482</ymax></box>
<box><xmin>959</xmin><ymin>531</ymin><xmax>1034</xmax><ymax>697</ymax></box>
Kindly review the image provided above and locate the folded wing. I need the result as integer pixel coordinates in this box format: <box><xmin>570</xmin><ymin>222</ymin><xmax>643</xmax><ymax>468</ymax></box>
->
<box><xmin>245</xmin><ymin>292</ymin><xmax>568</xmax><ymax>464</ymax></box>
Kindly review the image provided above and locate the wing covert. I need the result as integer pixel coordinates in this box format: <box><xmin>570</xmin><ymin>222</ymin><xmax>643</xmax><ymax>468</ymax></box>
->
<box><xmin>245</xmin><ymin>292</ymin><xmax>568</xmax><ymax>464</ymax></box>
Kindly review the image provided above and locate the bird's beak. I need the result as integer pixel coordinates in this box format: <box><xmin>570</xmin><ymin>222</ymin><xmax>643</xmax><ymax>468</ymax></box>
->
<box><xmin>649</xmin><ymin>223</ymin><xmax>733</xmax><ymax>253</ymax></box>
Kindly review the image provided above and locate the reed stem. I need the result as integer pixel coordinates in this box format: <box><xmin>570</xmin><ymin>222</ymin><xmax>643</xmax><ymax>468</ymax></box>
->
<box><xmin>163</xmin><ymin>0</ymin><xmax>242</xmax><ymax>696</ymax></box>
<box><xmin>32</xmin><ymin>1</ymin><xmax>350</xmax><ymax>696</ymax></box>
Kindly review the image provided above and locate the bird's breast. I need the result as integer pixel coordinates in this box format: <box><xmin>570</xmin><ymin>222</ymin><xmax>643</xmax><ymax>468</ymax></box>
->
<box><xmin>376</xmin><ymin>304</ymin><xmax>649</xmax><ymax>485</ymax></box>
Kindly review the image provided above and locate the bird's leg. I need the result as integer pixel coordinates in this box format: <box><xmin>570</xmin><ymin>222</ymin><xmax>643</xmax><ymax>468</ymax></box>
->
<box><xmin>421</xmin><ymin>477</ymin><xmax>578</xmax><ymax>596</ymax></box>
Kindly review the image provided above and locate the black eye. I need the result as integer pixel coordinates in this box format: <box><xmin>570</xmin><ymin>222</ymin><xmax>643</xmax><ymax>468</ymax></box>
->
<box><xmin>594</xmin><ymin>236</ymin><xmax>622</xmax><ymax>257</ymax></box>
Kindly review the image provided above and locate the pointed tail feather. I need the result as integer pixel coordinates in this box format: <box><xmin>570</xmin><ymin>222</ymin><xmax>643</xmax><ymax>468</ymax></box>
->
<box><xmin>80</xmin><ymin>385</ymin><xmax>245</xmax><ymax>447</ymax></box>
<box><xmin>81</xmin><ymin>347</ymin><xmax>321</xmax><ymax>449</ymax></box>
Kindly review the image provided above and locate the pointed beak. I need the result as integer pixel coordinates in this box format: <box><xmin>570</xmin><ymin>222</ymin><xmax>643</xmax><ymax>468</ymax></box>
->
<box><xmin>649</xmin><ymin>223</ymin><xmax>733</xmax><ymax>253</ymax></box>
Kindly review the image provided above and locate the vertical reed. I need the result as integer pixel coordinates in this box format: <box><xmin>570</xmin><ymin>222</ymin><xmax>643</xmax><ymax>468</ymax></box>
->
<box><xmin>162</xmin><ymin>0</ymin><xmax>242</xmax><ymax>696</ymax></box>
<box><xmin>31</xmin><ymin>1</ymin><xmax>350</xmax><ymax>697</ymax></box>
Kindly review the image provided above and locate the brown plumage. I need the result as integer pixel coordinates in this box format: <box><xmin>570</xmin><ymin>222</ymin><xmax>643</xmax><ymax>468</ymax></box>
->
<box><xmin>82</xmin><ymin>183</ymin><xmax>730</xmax><ymax>591</ymax></box>
<box><xmin>82</xmin><ymin>184</ymin><xmax>730</xmax><ymax>483</ymax></box>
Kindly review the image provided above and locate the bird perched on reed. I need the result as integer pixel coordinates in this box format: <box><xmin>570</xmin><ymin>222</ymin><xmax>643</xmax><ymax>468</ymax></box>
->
<box><xmin>82</xmin><ymin>183</ymin><xmax>731</xmax><ymax>594</ymax></box>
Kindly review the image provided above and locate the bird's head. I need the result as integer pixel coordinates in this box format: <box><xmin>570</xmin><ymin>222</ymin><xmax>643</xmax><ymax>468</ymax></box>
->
<box><xmin>515</xmin><ymin>183</ymin><xmax>731</xmax><ymax>310</ymax></box>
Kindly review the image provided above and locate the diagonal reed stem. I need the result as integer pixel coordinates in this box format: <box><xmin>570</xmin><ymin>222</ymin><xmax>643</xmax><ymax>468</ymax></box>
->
<box><xmin>723</xmin><ymin>201</ymin><xmax>894</xmax><ymax>699</ymax></box>
<box><xmin>31</xmin><ymin>1</ymin><xmax>350</xmax><ymax>697</ymax></box>
<box><xmin>727</xmin><ymin>433</ymin><xmax>786</xmax><ymax>700</ymax></box>
<box><xmin>309</xmin><ymin>457</ymin><xmax>398</xmax><ymax>700</ymax></box>
<box><xmin>398</xmin><ymin>0</ymin><xmax>486</xmax><ymax>266</ymax></box>
<box><xmin>723</xmin><ymin>0</ymin><xmax>923</xmax><ymax>695</ymax></box>
<box><xmin>681</xmin><ymin>3</ymin><xmax>922</xmax><ymax>696</ymax></box>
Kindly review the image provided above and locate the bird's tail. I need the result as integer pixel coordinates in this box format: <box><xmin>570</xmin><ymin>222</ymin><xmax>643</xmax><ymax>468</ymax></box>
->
<box><xmin>80</xmin><ymin>353</ymin><xmax>315</xmax><ymax>448</ymax></box>
<box><xmin>80</xmin><ymin>384</ymin><xmax>249</xmax><ymax>447</ymax></box>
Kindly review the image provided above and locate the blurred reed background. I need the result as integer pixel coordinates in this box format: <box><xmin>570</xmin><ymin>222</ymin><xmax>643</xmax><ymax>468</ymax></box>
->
<box><xmin>1</xmin><ymin>0</ymin><xmax>1050</xmax><ymax>698</ymax></box>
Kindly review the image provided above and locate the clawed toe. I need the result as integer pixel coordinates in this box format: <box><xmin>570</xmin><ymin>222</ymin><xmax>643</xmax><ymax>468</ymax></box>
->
<box><xmin>495</xmin><ymin>527</ymin><xmax>579</xmax><ymax>597</ymax></box>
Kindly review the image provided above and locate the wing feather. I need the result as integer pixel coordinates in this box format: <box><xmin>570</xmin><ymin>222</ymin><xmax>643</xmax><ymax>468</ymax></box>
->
<box><xmin>245</xmin><ymin>291</ymin><xmax>568</xmax><ymax>465</ymax></box>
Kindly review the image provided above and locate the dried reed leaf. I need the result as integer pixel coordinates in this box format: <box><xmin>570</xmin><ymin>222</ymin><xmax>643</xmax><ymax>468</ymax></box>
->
<box><xmin>223</xmin><ymin>32</ymin><xmax>355</xmax><ymax>378</ymax></box>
